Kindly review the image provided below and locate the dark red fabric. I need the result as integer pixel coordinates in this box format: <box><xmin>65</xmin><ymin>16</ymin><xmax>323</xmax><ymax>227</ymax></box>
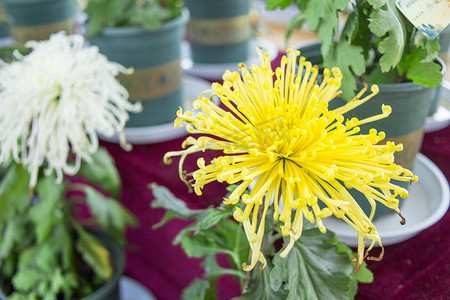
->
<box><xmin>100</xmin><ymin>54</ymin><xmax>450</xmax><ymax>299</ymax></box>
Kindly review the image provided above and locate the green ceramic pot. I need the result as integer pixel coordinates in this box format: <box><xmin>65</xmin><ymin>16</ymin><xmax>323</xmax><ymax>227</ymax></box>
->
<box><xmin>1</xmin><ymin>0</ymin><xmax>78</xmax><ymax>45</ymax></box>
<box><xmin>185</xmin><ymin>0</ymin><xmax>251</xmax><ymax>64</ymax></box>
<box><xmin>0</xmin><ymin>230</ymin><xmax>124</xmax><ymax>300</ymax></box>
<box><xmin>297</xmin><ymin>42</ymin><xmax>445</xmax><ymax>217</ymax></box>
<box><xmin>89</xmin><ymin>10</ymin><xmax>189</xmax><ymax>127</ymax></box>
<box><xmin>0</xmin><ymin>5</ymin><xmax>9</xmax><ymax>38</ymax></box>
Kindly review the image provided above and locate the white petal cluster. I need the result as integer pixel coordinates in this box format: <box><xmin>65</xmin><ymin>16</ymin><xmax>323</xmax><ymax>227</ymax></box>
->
<box><xmin>0</xmin><ymin>32</ymin><xmax>142</xmax><ymax>187</ymax></box>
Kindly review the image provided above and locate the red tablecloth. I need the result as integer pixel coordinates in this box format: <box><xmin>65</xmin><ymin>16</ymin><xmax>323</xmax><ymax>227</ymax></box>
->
<box><xmin>101</xmin><ymin>55</ymin><xmax>450</xmax><ymax>299</ymax></box>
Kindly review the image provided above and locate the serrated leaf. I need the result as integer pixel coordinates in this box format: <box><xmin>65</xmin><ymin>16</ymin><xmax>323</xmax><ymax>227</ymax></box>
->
<box><xmin>106</xmin><ymin>0</ymin><xmax>135</xmax><ymax>26</ymax></box>
<box><xmin>84</xmin><ymin>186</ymin><xmax>137</xmax><ymax>244</ymax></box>
<box><xmin>397</xmin><ymin>47</ymin><xmax>443</xmax><ymax>86</ymax></box>
<box><xmin>12</xmin><ymin>269</ymin><xmax>42</xmax><ymax>292</ymax></box>
<box><xmin>368</xmin><ymin>0</ymin><xmax>405</xmax><ymax>72</ymax></box>
<box><xmin>195</xmin><ymin>205</ymin><xmax>234</xmax><ymax>232</ymax></box>
<box><xmin>9</xmin><ymin>293</ymin><xmax>38</xmax><ymax>300</ymax></box>
<box><xmin>181</xmin><ymin>278</ymin><xmax>210</xmax><ymax>300</ymax></box>
<box><xmin>266</xmin><ymin>0</ymin><xmax>294</xmax><ymax>10</ymax></box>
<box><xmin>34</xmin><ymin>244</ymin><xmax>57</xmax><ymax>273</ymax></box>
<box><xmin>323</xmin><ymin>41</ymin><xmax>365</xmax><ymax>99</ymax></box>
<box><xmin>414</xmin><ymin>32</ymin><xmax>440</xmax><ymax>61</ymax></box>
<box><xmin>234</xmin><ymin>264</ymin><xmax>287</xmax><ymax>300</ymax></box>
<box><xmin>305</xmin><ymin>0</ymin><xmax>344</xmax><ymax>56</ymax></box>
<box><xmin>29</xmin><ymin>174</ymin><xmax>65</xmax><ymax>243</ymax></box>
<box><xmin>270</xmin><ymin>228</ymin><xmax>353</xmax><ymax>300</ymax></box>
<box><xmin>150</xmin><ymin>183</ymin><xmax>203</xmax><ymax>221</ymax></box>
<box><xmin>74</xmin><ymin>226</ymin><xmax>113</xmax><ymax>280</ymax></box>
<box><xmin>78</xmin><ymin>148</ymin><xmax>120</xmax><ymax>198</ymax></box>
<box><xmin>367</xmin><ymin>0</ymin><xmax>386</xmax><ymax>9</ymax></box>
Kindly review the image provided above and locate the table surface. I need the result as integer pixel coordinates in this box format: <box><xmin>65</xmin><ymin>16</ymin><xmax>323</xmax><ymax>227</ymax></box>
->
<box><xmin>102</xmin><ymin>22</ymin><xmax>450</xmax><ymax>300</ymax></box>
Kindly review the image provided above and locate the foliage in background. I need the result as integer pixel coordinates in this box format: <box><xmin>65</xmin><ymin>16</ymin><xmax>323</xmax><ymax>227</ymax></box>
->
<box><xmin>85</xmin><ymin>0</ymin><xmax>184</xmax><ymax>37</ymax></box>
<box><xmin>266</xmin><ymin>0</ymin><xmax>443</xmax><ymax>99</ymax></box>
<box><xmin>150</xmin><ymin>183</ymin><xmax>373</xmax><ymax>300</ymax></box>
<box><xmin>0</xmin><ymin>149</ymin><xmax>136</xmax><ymax>299</ymax></box>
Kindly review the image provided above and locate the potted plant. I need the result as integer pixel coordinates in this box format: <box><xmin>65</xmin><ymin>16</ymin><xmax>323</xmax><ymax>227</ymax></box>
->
<box><xmin>0</xmin><ymin>0</ymin><xmax>78</xmax><ymax>45</ymax></box>
<box><xmin>153</xmin><ymin>48</ymin><xmax>418</xmax><ymax>298</ymax></box>
<box><xmin>84</xmin><ymin>0</ymin><xmax>188</xmax><ymax>128</ymax></box>
<box><xmin>266</xmin><ymin>0</ymin><xmax>446</xmax><ymax>216</ymax></box>
<box><xmin>0</xmin><ymin>32</ymin><xmax>142</xmax><ymax>299</ymax></box>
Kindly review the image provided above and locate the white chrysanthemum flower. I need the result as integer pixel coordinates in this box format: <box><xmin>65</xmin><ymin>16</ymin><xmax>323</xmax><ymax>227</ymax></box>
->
<box><xmin>0</xmin><ymin>31</ymin><xmax>142</xmax><ymax>187</ymax></box>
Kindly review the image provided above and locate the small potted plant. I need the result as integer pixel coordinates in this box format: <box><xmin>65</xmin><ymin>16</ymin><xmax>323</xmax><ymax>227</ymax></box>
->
<box><xmin>0</xmin><ymin>32</ymin><xmax>142</xmax><ymax>299</ymax></box>
<box><xmin>0</xmin><ymin>0</ymin><xmax>78</xmax><ymax>45</ymax></box>
<box><xmin>152</xmin><ymin>48</ymin><xmax>418</xmax><ymax>298</ymax></box>
<box><xmin>267</xmin><ymin>0</ymin><xmax>446</xmax><ymax>216</ymax></box>
<box><xmin>84</xmin><ymin>0</ymin><xmax>188</xmax><ymax>128</ymax></box>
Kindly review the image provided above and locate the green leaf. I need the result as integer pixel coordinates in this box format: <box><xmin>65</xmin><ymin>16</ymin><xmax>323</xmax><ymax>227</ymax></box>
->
<box><xmin>74</xmin><ymin>226</ymin><xmax>113</xmax><ymax>280</ymax></box>
<box><xmin>234</xmin><ymin>264</ymin><xmax>287</xmax><ymax>300</ymax></box>
<box><xmin>270</xmin><ymin>228</ymin><xmax>353</xmax><ymax>300</ymax></box>
<box><xmin>51</xmin><ymin>225</ymin><xmax>74</xmax><ymax>270</ymax></box>
<box><xmin>181</xmin><ymin>234</ymin><xmax>233</xmax><ymax>258</ymax></box>
<box><xmin>0</xmin><ymin>217</ymin><xmax>27</xmax><ymax>260</ymax></box>
<box><xmin>415</xmin><ymin>32</ymin><xmax>440</xmax><ymax>61</ymax></box>
<box><xmin>12</xmin><ymin>269</ymin><xmax>42</xmax><ymax>292</ymax></box>
<box><xmin>323</xmin><ymin>41</ymin><xmax>366</xmax><ymax>99</ymax></box>
<box><xmin>78</xmin><ymin>148</ymin><xmax>121</xmax><ymax>198</ymax></box>
<box><xmin>365</xmin><ymin>64</ymin><xmax>399</xmax><ymax>84</ymax></box>
<box><xmin>0</xmin><ymin>164</ymin><xmax>30</xmax><ymax>223</ymax></box>
<box><xmin>286</xmin><ymin>12</ymin><xmax>307</xmax><ymax>39</ymax></box>
<box><xmin>334</xmin><ymin>238</ymin><xmax>373</xmax><ymax>298</ymax></box>
<box><xmin>182</xmin><ymin>278</ymin><xmax>210</xmax><ymax>300</ymax></box>
<box><xmin>367</xmin><ymin>0</ymin><xmax>386</xmax><ymax>9</ymax></box>
<box><xmin>9</xmin><ymin>293</ymin><xmax>38</xmax><ymax>300</ymax></box>
<box><xmin>150</xmin><ymin>183</ymin><xmax>204</xmax><ymax>222</ymax></box>
<box><xmin>195</xmin><ymin>205</ymin><xmax>234</xmax><ymax>232</ymax></box>
<box><xmin>29</xmin><ymin>174</ymin><xmax>65</xmax><ymax>243</ymax></box>
<box><xmin>84</xmin><ymin>186</ymin><xmax>137</xmax><ymax>244</ymax></box>
<box><xmin>202</xmin><ymin>254</ymin><xmax>245</xmax><ymax>280</ymax></box>
<box><xmin>266</xmin><ymin>0</ymin><xmax>294</xmax><ymax>10</ymax></box>
<box><xmin>397</xmin><ymin>47</ymin><xmax>443</xmax><ymax>87</ymax></box>
<box><xmin>305</xmin><ymin>0</ymin><xmax>345</xmax><ymax>56</ymax></box>
<box><xmin>368</xmin><ymin>0</ymin><xmax>405</xmax><ymax>72</ymax></box>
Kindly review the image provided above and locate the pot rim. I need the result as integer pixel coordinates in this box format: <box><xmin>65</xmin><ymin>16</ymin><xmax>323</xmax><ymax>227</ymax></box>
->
<box><xmin>0</xmin><ymin>0</ymin><xmax>72</xmax><ymax>6</ymax></box>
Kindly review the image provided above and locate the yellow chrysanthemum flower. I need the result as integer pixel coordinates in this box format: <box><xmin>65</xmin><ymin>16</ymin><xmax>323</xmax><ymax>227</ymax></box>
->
<box><xmin>164</xmin><ymin>48</ymin><xmax>418</xmax><ymax>272</ymax></box>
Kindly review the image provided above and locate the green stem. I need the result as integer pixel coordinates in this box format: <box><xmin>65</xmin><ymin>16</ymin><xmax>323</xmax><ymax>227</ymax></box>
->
<box><xmin>206</xmin><ymin>276</ymin><xmax>218</xmax><ymax>300</ymax></box>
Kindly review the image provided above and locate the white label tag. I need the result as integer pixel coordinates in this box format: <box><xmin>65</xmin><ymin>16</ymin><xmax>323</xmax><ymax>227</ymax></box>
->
<box><xmin>396</xmin><ymin>0</ymin><xmax>450</xmax><ymax>39</ymax></box>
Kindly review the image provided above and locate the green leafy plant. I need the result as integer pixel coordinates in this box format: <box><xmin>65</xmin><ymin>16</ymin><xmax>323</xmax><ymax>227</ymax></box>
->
<box><xmin>0</xmin><ymin>32</ymin><xmax>142</xmax><ymax>300</ymax></box>
<box><xmin>266</xmin><ymin>0</ymin><xmax>443</xmax><ymax>98</ymax></box>
<box><xmin>150</xmin><ymin>183</ymin><xmax>373</xmax><ymax>300</ymax></box>
<box><xmin>85</xmin><ymin>0</ymin><xmax>184</xmax><ymax>38</ymax></box>
<box><xmin>0</xmin><ymin>149</ymin><xmax>136</xmax><ymax>299</ymax></box>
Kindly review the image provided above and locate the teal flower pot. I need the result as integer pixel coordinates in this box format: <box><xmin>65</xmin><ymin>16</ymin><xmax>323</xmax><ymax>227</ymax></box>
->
<box><xmin>297</xmin><ymin>42</ymin><xmax>445</xmax><ymax>217</ymax></box>
<box><xmin>185</xmin><ymin>0</ymin><xmax>251</xmax><ymax>64</ymax></box>
<box><xmin>1</xmin><ymin>0</ymin><xmax>78</xmax><ymax>45</ymax></box>
<box><xmin>0</xmin><ymin>5</ymin><xmax>9</xmax><ymax>39</ymax></box>
<box><xmin>88</xmin><ymin>10</ymin><xmax>189</xmax><ymax>127</ymax></box>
